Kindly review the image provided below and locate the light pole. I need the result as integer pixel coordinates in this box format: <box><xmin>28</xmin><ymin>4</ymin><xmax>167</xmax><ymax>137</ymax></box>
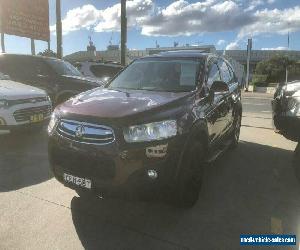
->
<box><xmin>1</xmin><ymin>33</ymin><xmax>5</xmax><ymax>53</ymax></box>
<box><xmin>245</xmin><ymin>38</ymin><xmax>252</xmax><ymax>91</ymax></box>
<box><xmin>56</xmin><ymin>0</ymin><xmax>62</xmax><ymax>59</ymax></box>
<box><xmin>120</xmin><ymin>0</ymin><xmax>127</xmax><ymax>66</ymax></box>
<box><xmin>285</xmin><ymin>23</ymin><xmax>290</xmax><ymax>84</ymax></box>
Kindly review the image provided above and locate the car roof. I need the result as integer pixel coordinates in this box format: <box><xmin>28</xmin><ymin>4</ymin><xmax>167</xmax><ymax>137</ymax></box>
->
<box><xmin>154</xmin><ymin>50</ymin><xmax>212</xmax><ymax>58</ymax></box>
<box><xmin>137</xmin><ymin>50</ymin><xmax>219</xmax><ymax>61</ymax></box>
<box><xmin>0</xmin><ymin>53</ymin><xmax>62</xmax><ymax>62</ymax></box>
<box><xmin>76</xmin><ymin>61</ymin><xmax>123</xmax><ymax>68</ymax></box>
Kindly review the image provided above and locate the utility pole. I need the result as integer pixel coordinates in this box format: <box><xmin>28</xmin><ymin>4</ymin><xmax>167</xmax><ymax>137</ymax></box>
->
<box><xmin>285</xmin><ymin>25</ymin><xmax>290</xmax><ymax>84</ymax></box>
<box><xmin>245</xmin><ymin>38</ymin><xmax>252</xmax><ymax>92</ymax></box>
<box><xmin>120</xmin><ymin>0</ymin><xmax>127</xmax><ymax>66</ymax></box>
<box><xmin>56</xmin><ymin>0</ymin><xmax>62</xmax><ymax>59</ymax></box>
<box><xmin>31</xmin><ymin>38</ymin><xmax>35</xmax><ymax>55</ymax></box>
<box><xmin>0</xmin><ymin>4</ymin><xmax>5</xmax><ymax>53</ymax></box>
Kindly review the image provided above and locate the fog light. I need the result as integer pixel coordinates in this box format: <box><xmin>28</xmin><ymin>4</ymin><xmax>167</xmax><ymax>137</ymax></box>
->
<box><xmin>147</xmin><ymin>170</ymin><xmax>158</xmax><ymax>179</ymax></box>
<box><xmin>0</xmin><ymin>117</ymin><xmax>6</xmax><ymax>125</ymax></box>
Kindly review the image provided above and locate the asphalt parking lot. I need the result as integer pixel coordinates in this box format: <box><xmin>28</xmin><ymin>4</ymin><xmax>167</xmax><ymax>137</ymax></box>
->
<box><xmin>0</xmin><ymin>92</ymin><xmax>299</xmax><ymax>250</ymax></box>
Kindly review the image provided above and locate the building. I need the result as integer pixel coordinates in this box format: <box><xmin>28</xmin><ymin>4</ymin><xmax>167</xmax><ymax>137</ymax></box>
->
<box><xmin>217</xmin><ymin>50</ymin><xmax>300</xmax><ymax>81</ymax></box>
<box><xmin>65</xmin><ymin>44</ymin><xmax>300</xmax><ymax>85</ymax></box>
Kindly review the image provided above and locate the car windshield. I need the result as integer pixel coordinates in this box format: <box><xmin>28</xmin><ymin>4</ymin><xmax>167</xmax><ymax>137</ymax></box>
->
<box><xmin>46</xmin><ymin>59</ymin><xmax>82</xmax><ymax>76</ymax></box>
<box><xmin>108</xmin><ymin>59</ymin><xmax>203</xmax><ymax>92</ymax></box>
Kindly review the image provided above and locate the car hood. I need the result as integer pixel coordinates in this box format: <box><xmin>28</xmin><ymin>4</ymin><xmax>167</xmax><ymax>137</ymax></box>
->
<box><xmin>61</xmin><ymin>75</ymin><xmax>104</xmax><ymax>86</ymax></box>
<box><xmin>59</xmin><ymin>88</ymin><xmax>191</xmax><ymax>119</ymax></box>
<box><xmin>0</xmin><ymin>80</ymin><xmax>47</xmax><ymax>100</ymax></box>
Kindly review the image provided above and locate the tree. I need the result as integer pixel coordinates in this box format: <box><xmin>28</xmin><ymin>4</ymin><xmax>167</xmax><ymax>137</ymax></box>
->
<box><xmin>254</xmin><ymin>55</ymin><xmax>300</xmax><ymax>83</ymax></box>
<box><xmin>38</xmin><ymin>49</ymin><xmax>57</xmax><ymax>58</ymax></box>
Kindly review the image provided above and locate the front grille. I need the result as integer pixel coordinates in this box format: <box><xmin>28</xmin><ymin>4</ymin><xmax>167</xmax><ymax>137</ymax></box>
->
<box><xmin>56</xmin><ymin>119</ymin><xmax>115</xmax><ymax>145</ymax></box>
<box><xmin>52</xmin><ymin>147</ymin><xmax>115</xmax><ymax>180</ymax></box>
<box><xmin>13</xmin><ymin>105</ymin><xmax>52</xmax><ymax>122</ymax></box>
<box><xmin>8</xmin><ymin>97</ymin><xmax>48</xmax><ymax>106</ymax></box>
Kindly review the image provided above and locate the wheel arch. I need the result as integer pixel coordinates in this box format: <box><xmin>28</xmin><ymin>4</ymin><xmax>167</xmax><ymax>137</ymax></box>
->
<box><xmin>174</xmin><ymin>119</ymin><xmax>209</xmax><ymax>179</ymax></box>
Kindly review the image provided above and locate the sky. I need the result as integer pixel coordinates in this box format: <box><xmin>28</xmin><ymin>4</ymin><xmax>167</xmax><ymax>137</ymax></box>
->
<box><xmin>2</xmin><ymin>0</ymin><xmax>300</xmax><ymax>56</ymax></box>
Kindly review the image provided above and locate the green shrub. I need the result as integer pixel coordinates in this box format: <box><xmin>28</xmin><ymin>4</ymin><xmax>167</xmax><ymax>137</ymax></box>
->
<box><xmin>251</xmin><ymin>74</ymin><xmax>268</xmax><ymax>87</ymax></box>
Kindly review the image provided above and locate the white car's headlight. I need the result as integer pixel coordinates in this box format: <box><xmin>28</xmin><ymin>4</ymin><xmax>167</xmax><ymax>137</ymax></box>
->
<box><xmin>48</xmin><ymin>112</ymin><xmax>59</xmax><ymax>135</ymax></box>
<box><xmin>123</xmin><ymin>120</ymin><xmax>177</xmax><ymax>143</ymax></box>
<box><xmin>46</xmin><ymin>95</ymin><xmax>52</xmax><ymax>102</ymax></box>
<box><xmin>0</xmin><ymin>99</ymin><xmax>8</xmax><ymax>109</ymax></box>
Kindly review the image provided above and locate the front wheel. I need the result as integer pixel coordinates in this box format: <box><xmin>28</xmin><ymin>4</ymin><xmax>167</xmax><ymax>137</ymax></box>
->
<box><xmin>172</xmin><ymin>141</ymin><xmax>204</xmax><ymax>208</ymax></box>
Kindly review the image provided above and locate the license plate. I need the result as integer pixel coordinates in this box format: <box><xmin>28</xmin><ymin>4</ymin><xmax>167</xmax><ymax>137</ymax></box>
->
<box><xmin>30</xmin><ymin>113</ymin><xmax>44</xmax><ymax>123</ymax></box>
<box><xmin>63</xmin><ymin>173</ymin><xmax>92</xmax><ymax>189</ymax></box>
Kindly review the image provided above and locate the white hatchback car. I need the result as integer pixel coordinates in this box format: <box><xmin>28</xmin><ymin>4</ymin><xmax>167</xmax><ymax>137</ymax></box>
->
<box><xmin>0</xmin><ymin>73</ymin><xmax>52</xmax><ymax>134</ymax></box>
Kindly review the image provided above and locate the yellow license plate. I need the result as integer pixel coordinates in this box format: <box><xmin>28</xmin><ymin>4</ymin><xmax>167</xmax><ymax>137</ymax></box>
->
<box><xmin>30</xmin><ymin>113</ymin><xmax>44</xmax><ymax>123</ymax></box>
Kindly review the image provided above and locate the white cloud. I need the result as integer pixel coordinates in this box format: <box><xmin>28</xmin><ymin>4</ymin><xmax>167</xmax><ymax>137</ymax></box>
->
<box><xmin>238</xmin><ymin>6</ymin><xmax>300</xmax><ymax>38</ymax></box>
<box><xmin>261</xmin><ymin>46</ymin><xmax>288</xmax><ymax>50</ymax></box>
<box><xmin>226</xmin><ymin>41</ymin><xmax>241</xmax><ymax>50</ymax></box>
<box><xmin>140</xmin><ymin>0</ymin><xmax>254</xmax><ymax>36</ymax></box>
<box><xmin>51</xmin><ymin>0</ymin><xmax>300</xmax><ymax>40</ymax></box>
<box><xmin>217</xmin><ymin>39</ymin><xmax>226</xmax><ymax>46</ymax></box>
<box><xmin>50</xmin><ymin>0</ymin><xmax>153</xmax><ymax>34</ymax></box>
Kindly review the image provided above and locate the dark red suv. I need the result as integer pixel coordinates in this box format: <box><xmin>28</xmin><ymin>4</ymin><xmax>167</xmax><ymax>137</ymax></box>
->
<box><xmin>48</xmin><ymin>51</ymin><xmax>242</xmax><ymax>207</ymax></box>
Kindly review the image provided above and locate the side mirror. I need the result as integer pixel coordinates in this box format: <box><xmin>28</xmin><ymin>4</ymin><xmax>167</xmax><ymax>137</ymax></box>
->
<box><xmin>210</xmin><ymin>80</ymin><xmax>229</xmax><ymax>94</ymax></box>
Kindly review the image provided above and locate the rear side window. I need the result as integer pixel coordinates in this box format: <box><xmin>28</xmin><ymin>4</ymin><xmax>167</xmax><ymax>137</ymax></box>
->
<box><xmin>226</xmin><ymin>63</ymin><xmax>236</xmax><ymax>82</ymax></box>
<box><xmin>0</xmin><ymin>56</ymin><xmax>51</xmax><ymax>79</ymax></box>
<box><xmin>218</xmin><ymin>59</ymin><xmax>231</xmax><ymax>84</ymax></box>
<box><xmin>207</xmin><ymin>63</ymin><xmax>221</xmax><ymax>88</ymax></box>
<box><xmin>90</xmin><ymin>65</ymin><xmax>121</xmax><ymax>78</ymax></box>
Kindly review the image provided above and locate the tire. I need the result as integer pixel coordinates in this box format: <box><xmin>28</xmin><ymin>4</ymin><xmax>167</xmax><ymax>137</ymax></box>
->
<box><xmin>229</xmin><ymin>113</ymin><xmax>242</xmax><ymax>149</ymax></box>
<box><xmin>172</xmin><ymin>141</ymin><xmax>204</xmax><ymax>208</ymax></box>
<box><xmin>293</xmin><ymin>143</ymin><xmax>300</xmax><ymax>181</ymax></box>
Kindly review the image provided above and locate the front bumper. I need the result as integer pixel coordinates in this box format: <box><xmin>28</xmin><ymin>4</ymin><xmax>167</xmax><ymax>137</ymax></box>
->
<box><xmin>48</xmin><ymin>132</ymin><xmax>187</xmax><ymax>197</ymax></box>
<box><xmin>272</xmin><ymin>97</ymin><xmax>300</xmax><ymax>141</ymax></box>
<box><xmin>0</xmin><ymin>101</ymin><xmax>51</xmax><ymax>134</ymax></box>
<box><xmin>0</xmin><ymin>119</ymin><xmax>50</xmax><ymax>134</ymax></box>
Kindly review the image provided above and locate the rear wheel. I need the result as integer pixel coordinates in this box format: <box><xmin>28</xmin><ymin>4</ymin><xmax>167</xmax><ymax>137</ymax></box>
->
<box><xmin>172</xmin><ymin>141</ymin><xmax>204</xmax><ymax>208</ymax></box>
<box><xmin>229</xmin><ymin>113</ymin><xmax>241</xmax><ymax>149</ymax></box>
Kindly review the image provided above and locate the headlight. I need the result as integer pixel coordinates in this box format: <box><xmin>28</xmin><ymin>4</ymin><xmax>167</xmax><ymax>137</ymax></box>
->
<box><xmin>0</xmin><ymin>100</ymin><xmax>8</xmax><ymax>109</ymax></box>
<box><xmin>48</xmin><ymin>112</ymin><xmax>59</xmax><ymax>135</ymax></box>
<box><xmin>123</xmin><ymin>120</ymin><xmax>177</xmax><ymax>143</ymax></box>
<box><xmin>46</xmin><ymin>95</ymin><xmax>51</xmax><ymax>102</ymax></box>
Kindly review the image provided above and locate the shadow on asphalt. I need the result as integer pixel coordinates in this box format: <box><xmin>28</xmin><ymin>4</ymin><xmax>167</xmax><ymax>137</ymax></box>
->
<box><xmin>0</xmin><ymin>128</ymin><xmax>52</xmax><ymax>192</ymax></box>
<box><xmin>70</xmin><ymin>141</ymin><xmax>300</xmax><ymax>250</ymax></box>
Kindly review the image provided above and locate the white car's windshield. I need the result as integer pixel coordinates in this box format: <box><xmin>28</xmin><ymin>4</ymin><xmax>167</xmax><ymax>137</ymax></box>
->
<box><xmin>108</xmin><ymin>59</ymin><xmax>204</xmax><ymax>92</ymax></box>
